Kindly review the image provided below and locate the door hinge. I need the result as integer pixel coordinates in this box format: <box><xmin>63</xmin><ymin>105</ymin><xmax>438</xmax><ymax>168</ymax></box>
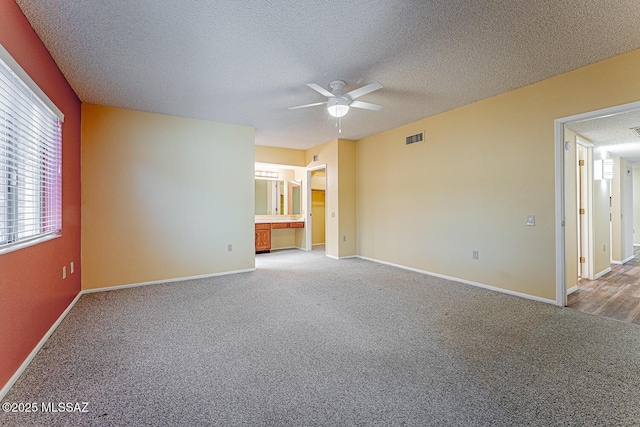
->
<box><xmin>579</xmin><ymin>208</ymin><xmax>585</xmax><ymax>214</ymax></box>
<box><xmin>579</xmin><ymin>160</ymin><xmax>585</xmax><ymax>166</ymax></box>
<box><xmin>580</xmin><ymin>257</ymin><xmax>586</xmax><ymax>263</ymax></box>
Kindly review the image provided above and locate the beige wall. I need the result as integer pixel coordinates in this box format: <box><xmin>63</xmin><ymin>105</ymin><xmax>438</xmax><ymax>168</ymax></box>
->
<box><xmin>611</xmin><ymin>157</ymin><xmax>634</xmax><ymax>262</ymax></box>
<box><xmin>271</xmin><ymin>229</ymin><xmax>297</xmax><ymax>250</ymax></box>
<box><xmin>338</xmin><ymin>139</ymin><xmax>357</xmax><ymax>257</ymax></box>
<box><xmin>592</xmin><ymin>149</ymin><xmax>612</xmax><ymax>277</ymax></box>
<box><xmin>82</xmin><ymin>104</ymin><xmax>255</xmax><ymax>289</ymax></box>
<box><xmin>311</xmin><ymin>170</ymin><xmax>326</xmax><ymax>190</ymax></box>
<box><xmin>356</xmin><ymin>49</ymin><xmax>640</xmax><ymax>301</ymax></box>
<box><xmin>623</xmin><ymin>159</ymin><xmax>634</xmax><ymax>260</ymax></box>
<box><xmin>611</xmin><ymin>158</ymin><xmax>622</xmax><ymax>261</ymax></box>
<box><xmin>255</xmin><ymin>146</ymin><xmax>306</xmax><ymax>166</ymax></box>
<box><xmin>312</xmin><ymin>190</ymin><xmax>326</xmax><ymax>244</ymax></box>
<box><xmin>634</xmin><ymin>165</ymin><xmax>640</xmax><ymax>246</ymax></box>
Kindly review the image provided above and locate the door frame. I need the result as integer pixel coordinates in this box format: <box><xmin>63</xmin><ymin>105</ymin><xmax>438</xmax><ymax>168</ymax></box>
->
<box><xmin>305</xmin><ymin>164</ymin><xmax>327</xmax><ymax>251</ymax></box>
<box><xmin>554</xmin><ymin>100</ymin><xmax>640</xmax><ymax>306</ymax></box>
<box><xmin>576</xmin><ymin>137</ymin><xmax>594</xmax><ymax>280</ymax></box>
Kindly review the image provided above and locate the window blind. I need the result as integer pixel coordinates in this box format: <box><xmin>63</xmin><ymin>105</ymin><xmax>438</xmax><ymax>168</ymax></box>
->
<box><xmin>0</xmin><ymin>55</ymin><xmax>62</xmax><ymax>249</ymax></box>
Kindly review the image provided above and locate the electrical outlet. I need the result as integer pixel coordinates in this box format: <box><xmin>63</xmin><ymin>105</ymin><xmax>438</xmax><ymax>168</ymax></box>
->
<box><xmin>70</xmin><ymin>261</ymin><xmax>74</xmax><ymax>274</ymax></box>
<box><xmin>472</xmin><ymin>250</ymin><xmax>479</xmax><ymax>259</ymax></box>
<box><xmin>343</xmin><ymin>236</ymin><xmax>346</xmax><ymax>242</ymax></box>
<box><xmin>62</xmin><ymin>266</ymin><xmax>66</xmax><ymax>279</ymax></box>
<box><xmin>227</xmin><ymin>244</ymin><xmax>233</xmax><ymax>252</ymax></box>
<box><xmin>331</xmin><ymin>212</ymin><xmax>335</xmax><ymax>218</ymax></box>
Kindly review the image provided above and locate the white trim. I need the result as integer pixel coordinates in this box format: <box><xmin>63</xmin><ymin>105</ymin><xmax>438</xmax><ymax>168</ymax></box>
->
<box><xmin>576</xmin><ymin>139</ymin><xmax>595</xmax><ymax>280</ymax></box>
<box><xmin>357</xmin><ymin>256</ymin><xmax>556</xmax><ymax>305</ymax></box>
<box><xmin>0</xmin><ymin>234</ymin><xmax>60</xmax><ymax>256</ymax></box>
<box><xmin>594</xmin><ymin>267</ymin><xmax>612</xmax><ymax>279</ymax></box>
<box><xmin>325</xmin><ymin>254</ymin><xmax>358</xmax><ymax>260</ymax></box>
<box><xmin>0</xmin><ymin>291</ymin><xmax>82</xmax><ymax>401</ymax></box>
<box><xmin>82</xmin><ymin>268</ymin><xmax>256</xmax><ymax>294</ymax></box>
<box><xmin>555</xmin><ymin>100</ymin><xmax>640</xmax><ymax>307</ymax></box>
<box><xmin>555</xmin><ymin>118</ymin><xmax>567</xmax><ymax>307</ymax></box>
<box><xmin>611</xmin><ymin>255</ymin><xmax>634</xmax><ymax>265</ymax></box>
<box><xmin>567</xmin><ymin>285</ymin><xmax>579</xmax><ymax>295</ymax></box>
<box><xmin>634</xmin><ymin>244</ymin><xmax>640</xmax><ymax>247</ymax></box>
<box><xmin>0</xmin><ymin>43</ymin><xmax>64</xmax><ymax>121</ymax></box>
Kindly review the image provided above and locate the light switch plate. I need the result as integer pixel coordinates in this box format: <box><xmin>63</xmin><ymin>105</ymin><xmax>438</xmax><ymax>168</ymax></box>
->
<box><xmin>526</xmin><ymin>215</ymin><xmax>535</xmax><ymax>226</ymax></box>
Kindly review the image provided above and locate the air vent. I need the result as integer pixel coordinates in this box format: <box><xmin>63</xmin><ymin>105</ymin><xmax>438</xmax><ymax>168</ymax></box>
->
<box><xmin>630</xmin><ymin>126</ymin><xmax>640</xmax><ymax>138</ymax></box>
<box><xmin>406</xmin><ymin>132</ymin><xmax>424</xmax><ymax>145</ymax></box>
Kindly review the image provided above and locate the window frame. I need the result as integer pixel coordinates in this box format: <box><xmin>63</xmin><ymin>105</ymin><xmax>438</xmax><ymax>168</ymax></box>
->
<box><xmin>0</xmin><ymin>44</ymin><xmax>64</xmax><ymax>255</ymax></box>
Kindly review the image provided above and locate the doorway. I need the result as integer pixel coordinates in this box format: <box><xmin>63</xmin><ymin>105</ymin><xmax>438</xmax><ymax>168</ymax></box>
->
<box><xmin>555</xmin><ymin>100</ymin><xmax>640</xmax><ymax>307</ymax></box>
<box><xmin>312</xmin><ymin>189</ymin><xmax>326</xmax><ymax>248</ymax></box>
<box><xmin>306</xmin><ymin>165</ymin><xmax>327</xmax><ymax>252</ymax></box>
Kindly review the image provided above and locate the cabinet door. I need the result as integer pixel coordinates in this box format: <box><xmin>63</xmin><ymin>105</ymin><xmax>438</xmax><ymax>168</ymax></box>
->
<box><xmin>255</xmin><ymin>228</ymin><xmax>271</xmax><ymax>253</ymax></box>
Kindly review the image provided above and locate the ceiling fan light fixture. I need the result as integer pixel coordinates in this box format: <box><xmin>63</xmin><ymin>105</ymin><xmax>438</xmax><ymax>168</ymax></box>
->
<box><xmin>328</xmin><ymin>104</ymin><xmax>349</xmax><ymax>118</ymax></box>
<box><xmin>327</xmin><ymin>97</ymin><xmax>350</xmax><ymax>118</ymax></box>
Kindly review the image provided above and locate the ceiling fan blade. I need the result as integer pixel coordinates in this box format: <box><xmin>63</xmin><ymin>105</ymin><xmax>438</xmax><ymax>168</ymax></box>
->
<box><xmin>307</xmin><ymin>83</ymin><xmax>335</xmax><ymax>98</ymax></box>
<box><xmin>346</xmin><ymin>82</ymin><xmax>383</xmax><ymax>99</ymax></box>
<box><xmin>288</xmin><ymin>101</ymin><xmax>327</xmax><ymax>110</ymax></box>
<box><xmin>350</xmin><ymin>100</ymin><xmax>382</xmax><ymax>111</ymax></box>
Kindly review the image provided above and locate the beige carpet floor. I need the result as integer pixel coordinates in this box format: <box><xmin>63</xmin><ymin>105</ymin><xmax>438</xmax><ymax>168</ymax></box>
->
<box><xmin>1</xmin><ymin>248</ymin><xmax>639</xmax><ymax>426</ymax></box>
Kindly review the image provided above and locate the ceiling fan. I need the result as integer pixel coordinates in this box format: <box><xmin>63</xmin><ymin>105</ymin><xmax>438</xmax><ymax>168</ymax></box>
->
<box><xmin>289</xmin><ymin>80</ymin><xmax>383</xmax><ymax>118</ymax></box>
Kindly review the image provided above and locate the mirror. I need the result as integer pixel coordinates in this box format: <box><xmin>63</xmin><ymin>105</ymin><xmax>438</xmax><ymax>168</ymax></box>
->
<box><xmin>255</xmin><ymin>179</ymin><xmax>301</xmax><ymax>215</ymax></box>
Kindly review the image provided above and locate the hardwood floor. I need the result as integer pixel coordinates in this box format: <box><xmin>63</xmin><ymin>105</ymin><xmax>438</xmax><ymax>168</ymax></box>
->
<box><xmin>567</xmin><ymin>247</ymin><xmax>640</xmax><ymax>325</ymax></box>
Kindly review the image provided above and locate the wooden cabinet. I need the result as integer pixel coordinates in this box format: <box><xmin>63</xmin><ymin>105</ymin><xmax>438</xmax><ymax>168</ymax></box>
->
<box><xmin>255</xmin><ymin>221</ymin><xmax>305</xmax><ymax>253</ymax></box>
<box><xmin>255</xmin><ymin>223</ymin><xmax>271</xmax><ymax>253</ymax></box>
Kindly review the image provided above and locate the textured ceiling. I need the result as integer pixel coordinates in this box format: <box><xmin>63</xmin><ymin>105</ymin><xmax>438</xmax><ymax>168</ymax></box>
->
<box><xmin>567</xmin><ymin>109</ymin><xmax>640</xmax><ymax>164</ymax></box>
<box><xmin>14</xmin><ymin>0</ymin><xmax>640</xmax><ymax>150</ymax></box>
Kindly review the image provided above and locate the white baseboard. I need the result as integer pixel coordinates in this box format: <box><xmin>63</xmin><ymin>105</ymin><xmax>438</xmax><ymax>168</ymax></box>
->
<box><xmin>594</xmin><ymin>267</ymin><xmax>612</xmax><ymax>279</ymax></box>
<box><xmin>82</xmin><ymin>268</ymin><xmax>256</xmax><ymax>294</ymax></box>
<box><xmin>0</xmin><ymin>291</ymin><xmax>82</xmax><ymax>402</ymax></box>
<box><xmin>610</xmin><ymin>255</ymin><xmax>634</xmax><ymax>265</ymax></box>
<box><xmin>270</xmin><ymin>246</ymin><xmax>302</xmax><ymax>251</ymax></box>
<box><xmin>326</xmin><ymin>254</ymin><xmax>358</xmax><ymax>260</ymax></box>
<box><xmin>567</xmin><ymin>285</ymin><xmax>579</xmax><ymax>295</ymax></box>
<box><xmin>357</xmin><ymin>256</ymin><xmax>556</xmax><ymax>305</ymax></box>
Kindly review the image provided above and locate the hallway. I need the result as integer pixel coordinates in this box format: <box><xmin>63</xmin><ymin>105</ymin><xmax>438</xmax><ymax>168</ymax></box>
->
<box><xmin>568</xmin><ymin>247</ymin><xmax>640</xmax><ymax>325</ymax></box>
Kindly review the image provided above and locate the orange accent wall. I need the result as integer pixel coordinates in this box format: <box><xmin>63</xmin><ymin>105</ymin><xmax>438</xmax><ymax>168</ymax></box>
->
<box><xmin>0</xmin><ymin>0</ymin><xmax>81</xmax><ymax>391</ymax></box>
